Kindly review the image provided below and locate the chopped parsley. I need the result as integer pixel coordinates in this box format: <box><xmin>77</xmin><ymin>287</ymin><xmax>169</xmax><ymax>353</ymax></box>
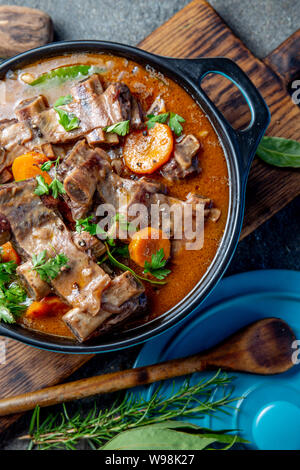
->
<box><xmin>145</xmin><ymin>111</ymin><xmax>185</xmax><ymax>136</ymax></box>
<box><xmin>34</xmin><ymin>175</ymin><xmax>50</xmax><ymax>196</ymax></box>
<box><xmin>54</xmin><ymin>95</ymin><xmax>80</xmax><ymax>132</ymax></box>
<box><xmin>32</xmin><ymin>250</ymin><xmax>69</xmax><ymax>283</ymax></box>
<box><xmin>0</xmin><ymin>260</ymin><xmax>28</xmax><ymax>324</ymax></box>
<box><xmin>169</xmin><ymin>112</ymin><xmax>185</xmax><ymax>136</ymax></box>
<box><xmin>34</xmin><ymin>156</ymin><xmax>66</xmax><ymax>199</ymax></box>
<box><xmin>75</xmin><ymin>216</ymin><xmax>105</xmax><ymax>236</ymax></box>
<box><xmin>40</xmin><ymin>160</ymin><xmax>52</xmax><ymax>172</ymax></box>
<box><xmin>143</xmin><ymin>248</ymin><xmax>171</xmax><ymax>280</ymax></box>
<box><xmin>146</xmin><ymin>112</ymin><xmax>169</xmax><ymax>129</ymax></box>
<box><xmin>104</xmin><ymin>120</ymin><xmax>130</xmax><ymax>136</ymax></box>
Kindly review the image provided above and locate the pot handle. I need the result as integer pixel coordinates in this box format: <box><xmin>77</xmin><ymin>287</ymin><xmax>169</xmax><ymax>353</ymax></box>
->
<box><xmin>168</xmin><ymin>57</ymin><xmax>270</xmax><ymax>183</ymax></box>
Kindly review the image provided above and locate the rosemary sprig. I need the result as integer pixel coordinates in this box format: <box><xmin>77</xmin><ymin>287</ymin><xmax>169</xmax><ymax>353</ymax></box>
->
<box><xmin>21</xmin><ymin>371</ymin><xmax>240</xmax><ymax>450</ymax></box>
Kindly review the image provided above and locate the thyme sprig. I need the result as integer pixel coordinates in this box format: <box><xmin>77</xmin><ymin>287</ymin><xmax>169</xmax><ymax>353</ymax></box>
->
<box><xmin>21</xmin><ymin>371</ymin><xmax>241</xmax><ymax>450</ymax></box>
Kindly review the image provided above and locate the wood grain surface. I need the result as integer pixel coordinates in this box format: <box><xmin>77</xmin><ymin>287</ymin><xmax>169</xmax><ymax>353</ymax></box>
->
<box><xmin>0</xmin><ymin>0</ymin><xmax>299</xmax><ymax>434</ymax></box>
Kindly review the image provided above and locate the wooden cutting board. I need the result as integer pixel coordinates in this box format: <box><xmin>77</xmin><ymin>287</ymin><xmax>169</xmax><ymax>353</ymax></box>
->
<box><xmin>0</xmin><ymin>0</ymin><xmax>299</xmax><ymax>434</ymax></box>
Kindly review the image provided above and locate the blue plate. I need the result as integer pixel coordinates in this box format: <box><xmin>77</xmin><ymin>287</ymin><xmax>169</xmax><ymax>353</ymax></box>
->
<box><xmin>133</xmin><ymin>270</ymin><xmax>300</xmax><ymax>450</ymax></box>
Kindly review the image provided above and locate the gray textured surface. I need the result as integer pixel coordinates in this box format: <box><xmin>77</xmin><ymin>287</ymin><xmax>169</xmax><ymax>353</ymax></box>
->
<box><xmin>0</xmin><ymin>0</ymin><xmax>299</xmax><ymax>450</ymax></box>
<box><xmin>0</xmin><ymin>0</ymin><xmax>299</xmax><ymax>57</ymax></box>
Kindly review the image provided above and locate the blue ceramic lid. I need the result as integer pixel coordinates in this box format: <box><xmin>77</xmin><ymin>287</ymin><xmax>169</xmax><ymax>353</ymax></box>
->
<box><xmin>133</xmin><ymin>270</ymin><xmax>300</xmax><ymax>450</ymax></box>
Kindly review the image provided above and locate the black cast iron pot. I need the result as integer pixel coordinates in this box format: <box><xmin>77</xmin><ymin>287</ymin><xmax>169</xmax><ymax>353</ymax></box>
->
<box><xmin>0</xmin><ymin>41</ymin><xmax>270</xmax><ymax>353</ymax></box>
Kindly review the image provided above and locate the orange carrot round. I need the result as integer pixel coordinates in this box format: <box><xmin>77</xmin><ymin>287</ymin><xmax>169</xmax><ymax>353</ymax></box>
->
<box><xmin>1</xmin><ymin>241</ymin><xmax>21</xmax><ymax>264</ymax></box>
<box><xmin>12</xmin><ymin>151</ymin><xmax>52</xmax><ymax>183</ymax></box>
<box><xmin>26</xmin><ymin>296</ymin><xmax>70</xmax><ymax>319</ymax></box>
<box><xmin>123</xmin><ymin>123</ymin><xmax>173</xmax><ymax>174</ymax></box>
<box><xmin>129</xmin><ymin>227</ymin><xmax>171</xmax><ymax>267</ymax></box>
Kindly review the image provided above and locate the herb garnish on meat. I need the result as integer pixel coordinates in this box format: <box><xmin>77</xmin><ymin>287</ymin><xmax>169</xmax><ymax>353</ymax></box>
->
<box><xmin>75</xmin><ymin>216</ymin><xmax>104</xmax><ymax>236</ymax></box>
<box><xmin>54</xmin><ymin>95</ymin><xmax>80</xmax><ymax>132</ymax></box>
<box><xmin>35</xmin><ymin>156</ymin><xmax>66</xmax><ymax>199</ymax></box>
<box><xmin>32</xmin><ymin>250</ymin><xmax>69</xmax><ymax>283</ymax></box>
<box><xmin>103</xmin><ymin>120</ymin><xmax>130</xmax><ymax>136</ymax></box>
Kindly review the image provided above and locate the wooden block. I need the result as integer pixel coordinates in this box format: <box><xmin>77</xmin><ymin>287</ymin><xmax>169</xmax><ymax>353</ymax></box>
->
<box><xmin>0</xmin><ymin>5</ymin><xmax>53</xmax><ymax>58</ymax></box>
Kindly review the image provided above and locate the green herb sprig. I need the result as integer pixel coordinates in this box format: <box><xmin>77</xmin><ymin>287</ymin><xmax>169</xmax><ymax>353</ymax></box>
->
<box><xmin>75</xmin><ymin>216</ymin><xmax>115</xmax><ymax>247</ymax></box>
<box><xmin>146</xmin><ymin>112</ymin><xmax>185</xmax><ymax>136</ymax></box>
<box><xmin>54</xmin><ymin>95</ymin><xmax>80</xmax><ymax>132</ymax></box>
<box><xmin>34</xmin><ymin>156</ymin><xmax>66</xmax><ymax>199</ymax></box>
<box><xmin>0</xmin><ymin>260</ymin><xmax>28</xmax><ymax>324</ymax></box>
<box><xmin>144</xmin><ymin>248</ymin><xmax>171</xmax><ymax>280</ymax></box>
<box><xmin>103</xmin><ymin>120</ymin><xmax>130</xmax><ymax>136</ymax></box>
<box><xmin>21</xmin><ymin>371</ymin><xmax>245</xmax><ymax>450</ymax></box>
<box><xmin>104</xmin><ymin>242</ymin><xmax>166</xmax><ymax>286</ymax></box>
<box><xmin>32</xmin><ymin>250</ymin><xmax>69</xmax><ymax>283</ymax></box>
<box><xmin>146</xmin><ymin>112</ymin><xmax>169</xmax><ymax>129</ymax></box>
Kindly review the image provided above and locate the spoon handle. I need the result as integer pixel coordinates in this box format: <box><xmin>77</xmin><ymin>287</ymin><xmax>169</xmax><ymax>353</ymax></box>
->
<box><xmin>0</xmin><ymin>354</ymin><xmax>206</xmax><ymax>416</ymax></box>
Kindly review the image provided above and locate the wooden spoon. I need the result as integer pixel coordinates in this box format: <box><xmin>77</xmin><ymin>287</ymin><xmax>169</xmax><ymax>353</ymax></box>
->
<box><xmin>0</xmin><ymin>317</ymin><xmax>295</xmax><ymax>417</ymax></box>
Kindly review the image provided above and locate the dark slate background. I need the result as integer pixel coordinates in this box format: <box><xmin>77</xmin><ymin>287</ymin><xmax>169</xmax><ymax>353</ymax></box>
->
<box><xmin>0</xmin><ymin>0</ymin><xmax>299</xmax><ymax>449</ymax></box>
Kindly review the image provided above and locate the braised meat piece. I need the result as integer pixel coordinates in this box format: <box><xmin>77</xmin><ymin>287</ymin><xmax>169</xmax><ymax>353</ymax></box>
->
<box><xmin>0</xmin><ymin>179</ymin><xmax>111</xmax><ymax>316</ymax></box>
<box><xmin>17</xmin><ymin>260</ymin><xmax>51</xmax><ymax>300</ymax></box>
<box><xmin>57</xmin><ymin>140</ymin><xmax>111</xmax><ymax>219</ymax></box>
<box><xmin>0</xmin><ymin>179</ymin><xmax>148</xmax><ymax>339</ymax></box>
<box><xmin>0</xmin><ymin>213</ymin><xmax>11</xmax><ymax>245</ymax></box>
<box><xmin>147</xmin><ymin>96</ymin><xmax>166</xmax><ymax>115</ymax></box>
<box><xmin>130</xmin><ymin>96</ymin><xmax>144</xmax><ymax>129</ymax></box>
<box><xmin>31</xmin><ymin>77</ymin><xmax>136</xmax><ymax>144</ymax></box>
<box><xmin>72</xmin><ymin>231</ymin><xmax>106</xmax><ymax>259</ymax></box>
<box><xmin>15</xmin><ymin>95</ymin><xmax>49</xmax><ymax>122</ymax></box>
<box><xmin>161</xmin><ymin>134</ymin><xmax>201</xmax><ymax>181</ymax></box>
<box><xmin>63</xmin><ymin>271</ymin><xmax>146</xmax><ymax>342</ymax></box>
<box><xmin>0</xmin><ymin>119</ymin><xmax>33</xmax><ymax>173</ymax></box>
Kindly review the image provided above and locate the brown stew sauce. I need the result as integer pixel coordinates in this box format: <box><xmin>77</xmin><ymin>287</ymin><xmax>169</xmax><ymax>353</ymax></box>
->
<box><xmin>0</xmin><ymin>53</ymin><xmax>229</xmax><ymax>339</ymax></box>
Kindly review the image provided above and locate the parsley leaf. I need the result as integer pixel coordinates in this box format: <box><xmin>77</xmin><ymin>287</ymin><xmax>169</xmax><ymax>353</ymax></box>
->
<box><xmin>146</xmin><ymin>112</ymin><xmax>169</xmax><ymax>129</ymax></box>
<box><xmin>54</xmin><ymin>94</ymin><xmax>73</xmax><ymax>107</ymax></box>
<box><xmin>169</xmin><ymin>112</ymin><xmax>185</xmax><ymax>136</ymax></box>
<box><xmin>0</xmin><ymin>306</ymin><xmax>15</xmax><ymax>323</ymax></box>
<box><xmin>36</xmin><ymin>156</ymin><xmax>65</xmax><ymax>199</ymax></box>
<box><xmin>145</xmin><ymin>111</ymin><xmax>185</xmax><ymax>136</ymax></box>
<box><xmin>0</xmin><ymin>261</ymin><xmax>28</xmax><ymax>324</ymax></box>
<box><xmin>104</xmin><ymin>120</ymin><xmax>130</xmax><ymax>136</ymax></box>
<box><xmin>49</xmin><ymin>178</ymin><xmax>66</xmax><ymax>199</ymax></box>
<box><xmin>75</xmin><ymin>216</ymin><xmax>116</xmax><ymax>247</ymax></box>
<box><xmin>54</xmin><ymin>95</ymin><xmax>80</xmax><ymax>132</ymax></box>
<box><xmin>75</xmin><ymin>216</ymin><xmax>104</xmax><ymax>236</ymax></box>
<box><xmin>40</xmin><ymin>160</ymin><xmax>52</xmax><ymax>172</ymax></box>
<box><xmin>34</xmin><ymin>175</ymin><xmax>50</xmax><ymax>196</ymax></box>
<box><xmin>32</xmin><ymin>250</ymin><xmax>69</xmax><ymax>283</ymax></box>
<box><xmin>143</xmin><ymin>248</ymin><xmax>171</xmax><ymax>280</ymax></box>
<box><xmin>104</xmin><ymin>242</ymin><xmax>167</xmax><ymax>285</ymax></box>
<box><xmin>0</xmin><ymin>261</ymin><xmax>18</xmax><ymax>285</ymax></box>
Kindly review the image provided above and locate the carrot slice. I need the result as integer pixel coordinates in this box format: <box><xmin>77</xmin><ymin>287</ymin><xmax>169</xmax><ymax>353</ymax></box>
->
<box><xmin>129</xmin><ymin>227</ymin><xmax>171</xmax><ymax>267</ymax></box>
<box><xmin>26</xmin><ymin>296</ymin><xmax>70</xmax><ymax>319</ymax></box>
<box><xmin>123</xmin><ymin>123</ymin><xmax>173</xmax><ymax>174</ymax></box>
<box><xmin>12</xmin><ymin>151</ymin><xmax>52</xmax><ymax>183</ymax></box>
<box><xmin>0</xmin><ymin>241</ymin><xmax>21</xmax><ymax>264</ymax></box>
